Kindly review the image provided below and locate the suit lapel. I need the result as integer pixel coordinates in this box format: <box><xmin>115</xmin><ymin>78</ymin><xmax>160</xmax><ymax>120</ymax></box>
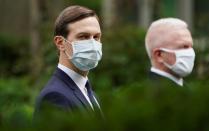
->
<box><xmin>54</xmin><ymin>68</ymin><xmax>92</xmax><ymax>109</ymax></box>
<box><xmin>73</xmin><ymin>88</ymin><xmax>92</xmax><ymax>109</ymax></box>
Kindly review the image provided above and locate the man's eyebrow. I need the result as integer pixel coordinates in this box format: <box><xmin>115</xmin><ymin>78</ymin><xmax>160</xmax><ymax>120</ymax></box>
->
<box><xmin>77</xmin><ymin>32</ymin><xmax>90</xmax><ymax>35</ymax></box>
<box><xmin>76</xmin><ymin>32</ymin><xmax>102</xmax><ymax>36</ymax></box>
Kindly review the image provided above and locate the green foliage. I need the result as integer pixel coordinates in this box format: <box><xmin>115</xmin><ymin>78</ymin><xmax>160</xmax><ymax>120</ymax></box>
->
<box><xmin>0</xmin><ymin>78</ymin><xmax>35</xmax><ymax>129</ymax></box>
<box><xmin>1</xmin><ymin>79</ymin><xmax>209</xmax><ymax>130</ymax></box>
<box><xmin>0</xmin><ymin>34</ymin><xmax>29</xmax><ymax>77</ymax></box>
<box><xmin>103</xmin><ymin>81</ymin><xmax>209</xmax><ymax>131</ymax></box>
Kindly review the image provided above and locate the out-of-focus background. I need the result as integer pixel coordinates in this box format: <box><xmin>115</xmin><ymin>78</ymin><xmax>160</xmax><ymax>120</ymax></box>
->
<box><xmin>0</xmin><ymin>0</ymin><xmax>209</xmax><ymax>130</ymax></box>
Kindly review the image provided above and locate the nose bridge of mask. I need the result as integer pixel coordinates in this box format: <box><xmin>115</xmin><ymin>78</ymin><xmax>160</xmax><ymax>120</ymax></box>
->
<box><xmin>160</xmin><ymin>48</ymin><xmax>195</xmax><ymax>58</ymax></box>
<box><xmin>88</xmin><ymin>39</ymin><xmax>102</xmax><ymax>52</ymax></box>
<box><xmin>177</xmin><ymin>48</ymin><xmax>195</xmax><ymax>57</ymax></box>
<box><xmin>73</xmin><ymin>39</ymin><xmax>102</xmax><ymax>54</ymax></box>
<box><xmin>73</xmin><ymin>39</ymin><xmax>94</xmax><ymax>51</ymax></box>
<box><xmin>169</xmin><ymin>48</ymin><xmax>195</xmax><ymax>61</ymax></box>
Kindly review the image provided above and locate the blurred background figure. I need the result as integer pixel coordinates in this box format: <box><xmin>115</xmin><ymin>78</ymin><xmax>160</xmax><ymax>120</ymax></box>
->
<box><xmin>145</xmin><ymin>18</ymin><xmax>195</xmax><ymax>87</ymax></box>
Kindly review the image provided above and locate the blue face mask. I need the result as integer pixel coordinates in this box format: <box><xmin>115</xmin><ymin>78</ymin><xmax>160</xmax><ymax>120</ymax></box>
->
<box><xmin>64</xmin><ymin>38</ymin><xmax>102</xmax><ymax>71</ymax></box>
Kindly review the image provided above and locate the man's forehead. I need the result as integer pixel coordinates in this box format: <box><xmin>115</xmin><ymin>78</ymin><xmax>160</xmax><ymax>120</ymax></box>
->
<box><xmin>68</xmin><ymin>17</ymin><xmax>101</xmax><ymax>34</ymax></box>
<box><xmin>152</xmin><ymin>28</ymin><xmax>192</xmax><ymax>48</ymax></box>
<box><xmin>72</xmin><ymin>27</ymin><xmax>101</xmax><ymax>34</ymax></box>
<box><xmin>170</xmin><ymin>29</ymin><xmax>192</xmax><ymax>41</ymax></box>
<box><xmin>164</xmin><ymin>30</ymin><xmax>192</xmax><ymax>46</ymax></box>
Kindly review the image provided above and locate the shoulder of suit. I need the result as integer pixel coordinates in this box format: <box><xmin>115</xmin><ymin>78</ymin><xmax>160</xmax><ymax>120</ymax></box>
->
<box><xmin>37</xmin><ymin>75</ymin><xmax>74</xmax><ymax>103</ymax></box>
<box><xmin>42</xmin><ymin>91</ymin><xmax>69</xmax><ymax>104</ymax></box>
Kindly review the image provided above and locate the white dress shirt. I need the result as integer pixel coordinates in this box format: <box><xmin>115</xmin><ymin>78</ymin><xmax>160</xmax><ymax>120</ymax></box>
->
<box><xmin>151</xmin><ymin>67</ymin><xmax>183</xmax><ymax>86</ymax></box>
<box><xmin>58</xmin><ymin>64</ymin><xmax>94</xmax><ymax>109</ymax></box>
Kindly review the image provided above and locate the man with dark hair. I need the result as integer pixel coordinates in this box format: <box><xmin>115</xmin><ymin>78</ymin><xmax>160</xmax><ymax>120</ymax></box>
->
<box><xmin>35</xmin><ymin>5</ymin><xmax>102</xmax><ymax>115</ymax></box>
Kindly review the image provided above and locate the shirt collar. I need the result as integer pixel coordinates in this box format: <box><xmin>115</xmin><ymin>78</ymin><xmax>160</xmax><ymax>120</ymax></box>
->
<box><xmin>58</xmin><ymin>64</ymin><xmax>88</xmax><ymax>89</ymax></box>
<box><xmin>151</xmin><ymin>67</ymin><xmax>183</xmax><ymax>86</ymax></box>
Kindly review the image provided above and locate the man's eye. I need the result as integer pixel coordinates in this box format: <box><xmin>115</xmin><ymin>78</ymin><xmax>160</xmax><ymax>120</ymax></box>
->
<box><xmin>183</xmin><ymin>45</ymin><xmax>189</xmax><ymax>49</ymax></box>
<box><xmin>93</xmin><ymin>36</ymin><xmax>100</xmax><ymax>41</ymax></box>
<box><xmin>79</xmin><ymin>35</ymin><xmax>89</xmax><ymax>40</ymax></box>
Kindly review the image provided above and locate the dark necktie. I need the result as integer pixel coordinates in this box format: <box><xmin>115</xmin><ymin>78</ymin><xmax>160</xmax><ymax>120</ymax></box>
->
<box><xmin>85</xmin><ymin>81</ymin><xmax>105</xmax><ymax>119</ymax></box>
<box><xmin>85</xmin><ymin>81</ymin><xmax>99</xmax><ymax>110</ymax></box>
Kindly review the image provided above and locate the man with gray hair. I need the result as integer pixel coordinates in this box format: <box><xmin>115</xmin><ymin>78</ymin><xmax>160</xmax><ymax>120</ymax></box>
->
<box><xmin>145</xmin><ymin>18</ymin><xmax>195</xmax><ymax>87</ymax></box>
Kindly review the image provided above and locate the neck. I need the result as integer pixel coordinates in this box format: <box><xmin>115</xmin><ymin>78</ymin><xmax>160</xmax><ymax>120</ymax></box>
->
<box><xmin>59</xmin><ymin>53</ymin><xmax>88</xmax><ymax>77</ymax></box>
<box><xmin>152</xmin><ymin>63</ymin><xmax>181</xmax><ymax>79</ymax></box>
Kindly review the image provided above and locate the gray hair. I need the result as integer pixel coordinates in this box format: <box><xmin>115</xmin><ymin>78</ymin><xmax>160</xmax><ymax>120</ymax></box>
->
<box><xmin>145</xmin><ymin>18</ymin><xmax>188</xmax><ymax>58</ymax></box>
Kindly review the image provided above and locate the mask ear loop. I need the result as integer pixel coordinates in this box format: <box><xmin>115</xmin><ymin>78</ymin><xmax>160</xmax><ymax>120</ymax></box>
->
<box><xmin>160</xmin><ymin>48</ymin><xmax>173</xmax><ymax>53</ymax></box>
<box><xmin>159</xmin><ymin>48</ymin><xmax>176</xmax><ymax>69</ymax></box>
<box><xmin>62</xmin><ymin>37</ymin><xmax>73</xmax><ymax>59</ymax></box>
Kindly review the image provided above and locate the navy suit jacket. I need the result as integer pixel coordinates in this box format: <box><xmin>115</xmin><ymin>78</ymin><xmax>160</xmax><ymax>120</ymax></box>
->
<box><xmin>34</xmin><ymin>68</ymin><xmax>99</xmax><ymax>115</ymax></box>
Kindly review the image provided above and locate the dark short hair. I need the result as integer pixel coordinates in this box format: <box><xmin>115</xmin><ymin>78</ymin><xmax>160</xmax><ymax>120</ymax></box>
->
<box><xmin>54</xmin><ymin>5</ymin><xmax>99</xmax><ymax>37</ymax></box>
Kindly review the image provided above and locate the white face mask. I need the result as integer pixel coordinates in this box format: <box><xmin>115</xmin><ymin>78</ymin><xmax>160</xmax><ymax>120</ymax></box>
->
<box><xmin>160</xmin><ymin>48</ymin><xmax>195</xmax><ymax>77</ymax></box>
<box><xmin>64</xmin><ymin>38</ymin><xmax>102</xmax><ymax>71</ymax></box>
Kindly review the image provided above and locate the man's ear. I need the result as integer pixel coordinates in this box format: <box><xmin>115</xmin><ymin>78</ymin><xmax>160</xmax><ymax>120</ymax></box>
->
<box><xmin>54</xmin><ymin>36</ymin><xmax>65</xmax><ymax>51</ymax></box>
<box><xmin>153</xmin><ymin>48</ymin><xmax>164</xmax><ymax>63</ymax></box>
